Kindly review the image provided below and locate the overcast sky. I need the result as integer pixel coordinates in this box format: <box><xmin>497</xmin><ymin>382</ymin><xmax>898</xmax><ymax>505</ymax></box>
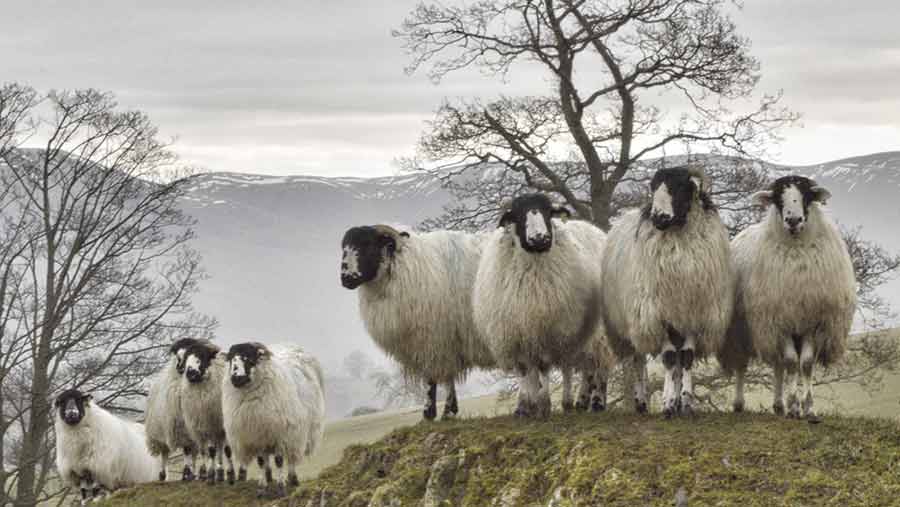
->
<box><xmin>3</xmin><ymin>0</ymin><xmax>898</xmax><ymax>176</ymax></box>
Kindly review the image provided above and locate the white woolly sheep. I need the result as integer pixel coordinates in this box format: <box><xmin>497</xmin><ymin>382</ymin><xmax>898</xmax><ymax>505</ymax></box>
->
<box><xmin>340</xmin><ymin>225</ymin><xmax>494</xmax><ymax>420</ymax></box>
<box><xmin>718</xmin><ymin>175</ymin><xmax>856</xmax><ymax>422</ymax></box>
<box><xmin>473</xmin><ymin>193</ymin><xmax>607</xmax><ymax>418</ymax></box>
<box><xmin>222</xmin><ymin>343</ymin><xmax>326</xmax><ymax>498</ymax></box>
<box><xmin>180</xmin><ymin>341</ymin><xmax>236</xmax><ymax>484</ymax></box>
<box><xmin>144</xmin><ymin>338</ymin><xmax>201</xmax><ymax>481</ymax></box>
<box><xmin>55</xmin><ymin>389</ymin><xmax>159</xmax><ymax>505</ymax></box>
<box><xmin>601</xmin><ymin>167</ymin><xmax>735</xmax><ymax>418</ymax></box>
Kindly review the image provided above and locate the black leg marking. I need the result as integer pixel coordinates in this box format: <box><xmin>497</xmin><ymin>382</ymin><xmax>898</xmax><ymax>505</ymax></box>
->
<box><xmin>238</xmin><ymin>467</ymin><xmax>247</xmax><ymax>482</ymax></box>
<box><xmin>274</xmin><ymin>455</ymin><xmax>284</xmax><ymax>468</ymax></box>
<box><xmin>288</xmin><ymin>472</ymin><xmax>300</xmax><ymax>488</ymax></box>
<box><xmin>265</xmin><ymin>466</ymin><xmax>273</xmax><ymax>485</ymax></box>
<box><xmin>199</xmin><ymin>464</ymin><xmax>207</xmax><ymax>481</ymax></box>
<box><xmin>666</xmin><ymin>323</ymin><xmax>686</xmax><ymax>350</ymax></box>
<box><xmin>216</xmin><ymin>467</ymin><xmax>225</xmax><ymax>483</ymax></box>
<box><xmin>227</xmin><ymin>468</ymin><xmax>235</xmax><ymax>484</ymax></box>
<box><xmin>680</xmin><ymin>349</ymin><xmax>695</xmax><ymax>371</ymax></box>
<box><xmin>443</xmin><ymin>385</ymin><xmax>459</xmax><ymax>417</ymax></box>
<box><xmin>662</xmin><ymin>350</ymin><xmax>677</xmax><ymax>369</ymax></box>
<box><xmin>158</xmin><ymin>470</ymin><xmax>166</xmax><ymax>482</ymax></box>
<box><xmin>224</xmin><ymin>446</ymin><xmax>232</xmax><ymax>459</ymax></box>
<box><xmin>423</xmin><ymin>381</ymin><xmax>437</xmax><ymax>420</ymax></box>
<box><xmin>257</xmin><ymin>456</ymin><xmax>265</xmax><ymax>468</ymax></box>
<box><xmin>791</xmin><ymin>334</ymin><xmax>803</xmax><ymax>356</ymax></box>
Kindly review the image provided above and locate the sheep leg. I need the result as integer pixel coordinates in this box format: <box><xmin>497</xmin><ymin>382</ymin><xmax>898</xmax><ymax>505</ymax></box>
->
<box><xmin>772</xmin><ymin>364</ymin><xmax>785</xmax><ymax>415</ymax></box>
<box><xmin>256</xmin><ymin>454</ymin><xmax>273</xmax><ymax>497</ymax></box>
<box><xmin>661</xmin><ymin>342</ymin><xmax>679</xmax><ymax>418</ymax></box>
<box><xmin>537</xmin><ymin>368</ymin><xmax>552</xmax><ymax>418</ymax></box>
<box><xmin>158</xmin><ymin>450</ymin><xmax>168</xmax><ymax>482</ymax></box>
<box><xmin>732</xmin><ymin>367</ymin><xmax>746</xmax><ymax>413</ymax></box>
<box><xmin>680</xmin><ymin>340</ymin><xmax>695</xmax><ymax>417</ymax></box>
<box><xmin>224</xmin><ymin>445</ymin><xmax>236</xmax><ymax>484</ymax></box>
<box><xmin>799</xmin><ymin>340</ymin><xmax>820</xmax><ymax>424</ymax></box>
<box><xmin>783</xmin><ymin>338</ymin><xmax>801</xmax><ymax>418</ymax></box>
<box><xmin>575</xmin><ymin>369</ymin><xmax>591</xmax><ymax>411</ymax></box>
<box><xmin>272</xmin><ymin>455</ymin><xmax>287</xmax><ymax>497</ymax></box>
<box><xmin>182</xmin><ymin>446</ymin><xmax>196</xmax><ymax>481</ymax></box>
<box><xmin>286</xmin><ymin>456</ymin><xmax>300</xmax><ymax>489</ymax></box>
<box><xmin>514</xmin><ymin>367</ymin><xmax>538</xmax><ymax>417</ymax></box>
<box><xmin>590</xmin><ymin>368</ymin><xmax>607</xmax><ymax>412</ymax></box>
<box><xmin>237</xmin><ymin>456</ymin><xmax>249</xmax><ymax>483</ymax></box>
<box><xmin>442</xmin><ymin>382</ymin><xmax>459</xmax><ymax>420</ymax></box>
<box><xmin>214</xmin><ymin>444</ymin><xmax>225</xmax><ymax>483</ymax></box>
<box><xmin>205</xmin><ymin>445</ymin><xmax>217</xmax><ymax>485</ymax></box>
<box><xmin>632</xmin><ymin>354</ymin><xmax>649</xmax><ymax>414</ymax></box>
<box><xmin>423</xmin><ymin>381</ymin><xmax>438</xmax><ymax>421</ymax></box>
<box><xmin>197</xmin><ymin>443</ymin><xmax>208</xmax><ymax>482</ymax></box>
<box><xmin>79</xmin><ymin>472</ymin><xmax>93</xmax><ymax>506</ymax></box>
<box><xmin>561</xmin><ymin>366</ymin><xmax>574</xmax><ymax>412</ymax></box>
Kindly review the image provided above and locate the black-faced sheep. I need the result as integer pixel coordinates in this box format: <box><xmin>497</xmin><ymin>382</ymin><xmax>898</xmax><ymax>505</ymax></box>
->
<box><xmin>718</xmin><ymin>175</ymin><xmax>856</xmax><ymax>421</ymax></box>
<box><xmin>144</xmin><ymin>338</ymin><xmax>200</xmax><ymax>481</ymax></box>
<box><xmin>473</xmin><ymin>193</ymin><xmax>607</xmax><ymax>418</ymax></box>
<box><xmin>180</xmin><ymin>341</ymin><xmax>236</xmax><ymax>484</ymax></box>
<box><xmin>602</xmin><ymin>167</ymin><xmax>735</xmax><ymax>418</ymax></box>
<box><xmin>221</xmin><ymin>343</ymin><xmax>326</xmax><ymax>498</ymax></box>
<box><xmin>54</xmin><ymin>389</ymin><xmax>158</xmax><ymax>505</ymax></box>
<box><xmin>340</xmin><ymin>225</ymin><xmax>494</xmax><ymax>420</ymax></box>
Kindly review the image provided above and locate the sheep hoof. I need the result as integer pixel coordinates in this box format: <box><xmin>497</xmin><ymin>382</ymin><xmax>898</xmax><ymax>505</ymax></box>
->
<box><xmin>238</xmin><ymin>468</ymin><xmax>247</xmax><ymax>482</ymax></box>
<box><xmin>561</xmin><ymin>400</ymin><xmax>575</xmax><ymax>412</ymax></box>
<box><xmin>590</xmin><ymin>397</ymin><xmax>605</xmax><ymax>413</ymax></box>
<box><xmin>181</xmin><ymin>467</ymin><xmax>195</xmax><ymax>481</ymax></box>
<box><xmin>288</xmin><ymin>473</ymin><xmax>300</xmax><ymax>488</ymax></box>
<box><xmin>806</xmin><ymin>414</ymin><xmax>822</xmax><ymax>425</ymax></box>
<box><xmin>423</xmin><ymin>405</ymin><xmax>437</xmax><ymax>421</ymax></box>
<box><xmin>733</xmin><ymin>401</ymin><xmax>745</xmax><ymax>413</ymax></box>
<box><xmin>227</xmin><ymin>469</ymin><xmax>236</xmax><ymax>485</ymax></box>
<box><xmin>216</xmin><ymin>468</ymin><xmax>225</xmax><ymax>483</ymax></box>
<box><xmin>635</xmin><ymin>399</ymin><xmax>648</xmax><ymax>414</ymax></box>
<box><xmin>575</xmin><ymin>399</ymin><xmax>588</xmax><ymax>411</ymax></box>
<box><xmin>772</xmin><ymin>403</ymin><xmax>784</xmax><ymax>416</ymax></box>
<box><xmin>198</xmin><ymin>467</ymin><xmax>207</xmax><ymax>481</ymax></box>
<box><xmin>158</xmin><ymin>471</ymin><xmax>167</xmax><ymax>482</ymax></box>
<box><xmin>663</xmin><ymin>407</ymin><xmax>675</xmax><ymax>419</ymax></box>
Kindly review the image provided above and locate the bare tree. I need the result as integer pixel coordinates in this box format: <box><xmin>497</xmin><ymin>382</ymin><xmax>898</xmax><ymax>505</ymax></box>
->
<box><xmin>0</xmin><ymin>84</ymin><xmax>214</xmax><ymax>507</ymax></box>
<box><xmin>396</xmin><ymin>0</ymin><xmax>797</xmax><ymax>231</ymax></box>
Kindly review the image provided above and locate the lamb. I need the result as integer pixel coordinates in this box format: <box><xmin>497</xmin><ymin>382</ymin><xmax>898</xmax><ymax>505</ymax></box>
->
<box><xmin>144</xmin><ymin>338</ymin><xmax>200</xmax><ymax>481</ymax></box>
<box><xmin>717</xmin><ymin>175</ymin><xmax>856</xmax><ymax>422</ymax></box>
<box><xmin>54</xmin><ymin>389</ymin><xmax>159</xmax><ymax>505</ymax></box>
<box><xmin>180</xmin><ymin>341</ymin><xmax>237</xmax><ymax>484</ymax></box>
<box><xmin>473</xmin><ymin>193</ymin><xmax>607</xmax><ymax>418</ymax></box>
<box><xmin>340</xmin><ymin>225</ymin><xmax>494</xmax><ymax>420</ymax></box>
<box><xmin>222</xmin><ymin>343</ymin><xmax>326</xmax><ymax>498</ymax></box>
<box><xmin>601</xmin><ymin>167</ymin><xmax>735</xmax><ymax>418</ymax></box>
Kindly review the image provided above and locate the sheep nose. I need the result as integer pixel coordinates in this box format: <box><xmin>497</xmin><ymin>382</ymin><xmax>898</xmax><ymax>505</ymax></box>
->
<box><xmin>785</xmin><ymin>216</ymin><xmax>804</xmax><ymax>232</ymax></box>
<box><xmin>652</xmin><ymin>212</ymin><xmax>673</xmax><ymax>230</ymax></box>
<box><xmin>231</xmin><ymin>375</ymin><xmax>250</xmax><ymax>388</ymax></box>
<box><xmin>341</xmin><ymin>273</ymin><xmax>363</xmax><ymax>289</ymax></box>
<box><xmin>526</xmin><ymin>234</ymin><xmax>552</xmax><ymax>252</ymax></box>
<box><xmin>186</xmin><ymin>368</ymin><xmax>202</xmax><ymax>383</ymax></box>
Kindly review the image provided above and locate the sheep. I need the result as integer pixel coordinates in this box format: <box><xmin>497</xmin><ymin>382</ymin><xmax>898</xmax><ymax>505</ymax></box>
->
<box><xmin>180</xmin><ymin>341</ymin><xmax>237</xmax><ymax>484</ymax></box>
<box><xmin>472</xmin><ymin>193</ymin><xmax>607</xmax><ymax>418</ymax></box>
<box><xmin>718</xmin><ymin>175</ymin><xmax>856</xmax><ymax>422</ymax></box>
<box><xmin>340</xmin><ymin>225</ymin><xmax>495</xmax><ymax>420</ymax></box>
<box><xmin>221</xmin><ymin>343</ymin><xmax>326</xmax><ymax>498</ymax></box>
<box><xmin>144</xmin><ymin>338</ymin><xmax>200</xmax><ymax>481</ymax></box>
<box><xmin>601</xmin><ymin>166</ymin><xmax>735</xmax><ymax>418</ymax></box>
<box><xmin>54</xmin><ymin>389</ymin><xmax>159</xmax><ymax>505</ymax></box>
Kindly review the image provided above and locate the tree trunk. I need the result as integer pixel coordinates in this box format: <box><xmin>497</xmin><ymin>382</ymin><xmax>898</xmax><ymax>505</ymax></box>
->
<box><xmin>14</xmin><ymin>349</ymin><xmax>52</xmax><ymax>507</ymax></box>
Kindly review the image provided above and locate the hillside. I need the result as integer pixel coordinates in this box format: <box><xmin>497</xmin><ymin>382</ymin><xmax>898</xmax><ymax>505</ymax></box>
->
<box><xmin>100</xmin><ymin>411</ymin><xmax>900</xmax><ymax>507</ymax></box>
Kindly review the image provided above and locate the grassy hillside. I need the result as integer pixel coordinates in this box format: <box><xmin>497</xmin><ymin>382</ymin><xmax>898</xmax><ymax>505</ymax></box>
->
<box><xmin>101</xmin><ymin>411</ymin><xmax>900</xmax><ymax>507</ymax></box>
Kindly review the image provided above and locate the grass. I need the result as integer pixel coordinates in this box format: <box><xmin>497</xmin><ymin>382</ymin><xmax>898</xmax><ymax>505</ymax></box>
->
<box><xmin>99</xmin><ymin>408</ymin><xmax>900</xmax><ymax>507</ymax></box>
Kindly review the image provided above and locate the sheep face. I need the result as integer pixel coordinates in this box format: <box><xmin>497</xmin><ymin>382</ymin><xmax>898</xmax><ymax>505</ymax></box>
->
<box><xmin>753</xmin><ymin>176</ymin><xmax>831</xmax><ymax>236</ymax></box>
<box><xmin>647</xmin><ymin>168</ymin><xmax>704</xmax><ymax>231</ymax></box>
<box><xmin>54</xmin><ymin>389</ymin><xmax>91</xmax><ymax>426</ymax></box>
<box><xmin>340</xmin><ymin>226</ymin><xmax>408</xmax><ymax>289</ymax></box>
<box><xmin>170</xmin><ymin>337</ymin><xmax>200</xmax><ymax>375</ymax></box>
<box><xmin>499</xmin><ymin>193</ymin><xmax>571</xmax><ymax>253</ymax></box>
<box><xmin>226</xmin><ymin>342</ymin><xmax>269</xmax><ymax>388</ymax></box>
<box><xmin>184</xmin><ymin>342</ymin><xmax>221</xmax><ymax>384</ymax></box>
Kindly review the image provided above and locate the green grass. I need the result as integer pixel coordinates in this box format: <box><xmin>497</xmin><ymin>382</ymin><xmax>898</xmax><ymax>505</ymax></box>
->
<box><xmin>99</xmin><ymin>409</ymin><xmax>900</xmax><ymax>507</ymax></box>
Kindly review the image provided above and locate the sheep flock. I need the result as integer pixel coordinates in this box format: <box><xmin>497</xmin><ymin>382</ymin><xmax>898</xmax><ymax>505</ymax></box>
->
<box><xmin>54</xmin><ymin>166</ymin><xmax>859</xmax><ymax>501</ymax></box>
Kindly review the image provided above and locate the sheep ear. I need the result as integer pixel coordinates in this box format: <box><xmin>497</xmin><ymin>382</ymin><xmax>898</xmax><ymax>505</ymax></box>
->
<box><xmin>498</xmin><ymin>211</ymin><xmax>515</xmax><ymax>228</ymax></box>
<box><xmin>551</xmin><ymin>205</ymin><xmax>572</xmax><ymax>221</ymax></box>
<box><xmin>752</xmin><ymin>190</ymin><xmax>774</xmax><ymax>207</ymax></box>
<box><xmin>256</xmin><ymin>346</ymin><xmax>269</xmax><ymax>358</ymax></box>
<box><xmin>81</xmin><ymin>394</ymin><xmax>92</xmax><ymax>404</ymax></box>
<box><xmin>399</xmin><ymin>231</ymin><xmax>410</xmax><ymax>238</ymax></box>
<box><xmin>810</xmin><ymin>186</ymin><xmax>831</xmax><ymax>204</ymax></box>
